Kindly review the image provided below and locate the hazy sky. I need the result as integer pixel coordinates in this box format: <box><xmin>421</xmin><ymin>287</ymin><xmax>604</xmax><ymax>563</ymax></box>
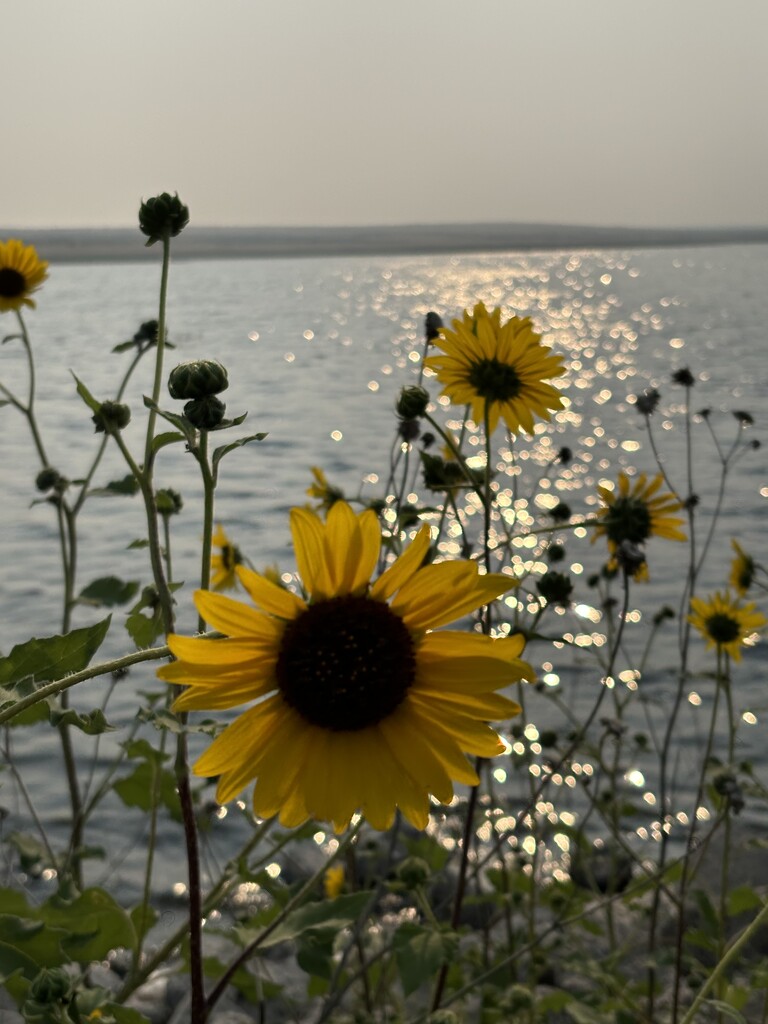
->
<box><xmin>5</xmin><ymin>0</ymin><xmax>767</xmax><ymax>229</ymax></box>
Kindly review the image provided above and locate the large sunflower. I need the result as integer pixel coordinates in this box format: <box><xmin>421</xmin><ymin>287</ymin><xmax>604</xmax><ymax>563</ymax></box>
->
<box><xmin>160</xmin><ymin>501</ymin><xmax>532</xmax><ymax>832</ymax></box>
<box><xmin>593</xmin><ymin>472</ymin><xmax>686</xmax><ymax>573</ymax></box>
<box><xmin>423</xmin><ymin>301</ymin><xmax>566</xmax><ymax>436</ymax></box>
<box><xmin>688</xmin><ymin>590</ymin><xmax>766</xmax><ymax>662</ymax></box>
<box><xmin>0</xmin><ymin>239</ymin><xmax>48</xmax><ymax>312</ymax></box>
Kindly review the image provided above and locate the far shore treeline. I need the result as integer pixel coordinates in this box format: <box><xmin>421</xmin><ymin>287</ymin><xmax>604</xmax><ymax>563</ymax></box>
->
<box><xmin>3</xmin><ymin>222</ymin><xmax>768</xmax><ymax>264</ymax></box>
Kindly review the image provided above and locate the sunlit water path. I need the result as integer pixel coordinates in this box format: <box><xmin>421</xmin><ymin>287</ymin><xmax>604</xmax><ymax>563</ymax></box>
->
<box><xmin>1</xmin><ymin>244</ymin><xmax>766</xmax><ymax>903</ymax></box>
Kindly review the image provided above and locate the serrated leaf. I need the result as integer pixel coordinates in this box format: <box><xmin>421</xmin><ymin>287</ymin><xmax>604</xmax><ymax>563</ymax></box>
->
<box><xmin>0</xmin><ymin>618</ymin><xmax>111</xmax><ymax>692</ymax></box>
<box><xmin>78</xmin><ymin>576</ymin><xmax>140</xmax><ymax>607</ymax></box>
<box><xmin>49</xmin><ymin>707</ymin><xmax>115</xmax><ymax>735</ymax></box>
<box><xmin>72</xmin><ymin>373</ymin><xmax>102</xmax><ymax>412</ymax></box>
<box><xmin>212</xmin><ymin>433</ymin><xmax>268</xmax><ymax>476</ymax></box>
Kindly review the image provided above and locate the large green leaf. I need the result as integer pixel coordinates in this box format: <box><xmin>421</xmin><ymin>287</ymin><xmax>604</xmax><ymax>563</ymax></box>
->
<box><xmin>43</xmin><ymin>888</ymin><xmax>137</xmax><ymax>960</ymax></box>
<box><xmin>0</xmin><ymin>618</ymin><xmax>111</xmax><ymax>690</ymax></box>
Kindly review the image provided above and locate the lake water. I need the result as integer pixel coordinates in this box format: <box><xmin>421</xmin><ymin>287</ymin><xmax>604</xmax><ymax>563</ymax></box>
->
<box><xmin>1</xmin><ymin>243</ymin><xmax>766</xmax><ymax>900</ymax></box>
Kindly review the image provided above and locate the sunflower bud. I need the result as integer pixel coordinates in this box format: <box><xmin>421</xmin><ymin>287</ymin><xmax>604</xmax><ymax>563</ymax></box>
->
<box><xmin>93</xmin><ymin>400</ymin><xmax>131</xmax><ymax>434</ymax></box>
<box><xmin>156</xmin><ymin>488</ymin><xmax>184</xmax><ymax>516</ymax></box>
<box><xmin>184</xmin><ymin>395</ymin><xmax>226</xmax><ymax>430</ymax></box>
<box><xmin>536</xmin><ymin>570</ymin><xmax>573</xmax><ymax>607</ymax></box>
<box><xmin>27</xmin><ymin>965</ymin><xmax>74</xmax><ymax>1006</ymax></box>
<box><xmin>425</xmin><ymin>311</ymin><xmax>443</xmax><ymax>342</ymax></box>
<box><xmin>396</xmin><ymin>385</ymin><xmax>430</xmax><ymax>420</ymax></box>
<box><xmin>138</xmin><ymin>191</ymin><xmax>189</xmax><ymax>245</ymax></box>
<box><xmin>396</xmin><ymin>855</ymin><xmax>431</xmax><ymax>888</ymax></box>
<box><xmin>36</xmin><ymin>467</ymin><xmax>67</xmax><ymax>493</ymax></box>
<box><xmin>168</xmin><ymin>359</ymin><xmax>229</xmax><ymax>400</ymax></box>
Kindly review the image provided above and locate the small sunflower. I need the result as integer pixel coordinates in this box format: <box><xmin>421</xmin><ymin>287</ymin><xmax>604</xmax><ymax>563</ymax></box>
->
<box><xmin>210</xmin><ymin>524</ymin><xmax>243</xmax><ymax>591</ymax></box>
<box><xmin>307</xmin><ymin>466</ymin><xmax>344</xmax><ymax>513</ymax></box>
<box><xmin>593</xmin><ymin>472</ymin><xmax>686</xmax><ymax>576</ymax></box>
<box><xmin>0</xmin><ymin>239</ymin><xmax>48</xmax><ymax>312</ymax></box>
<box><xmin>323</xmin><ymin>864</ymin><xmax>345</xmax><ymax>899</ymax></box>
<box><xmin>423</xmin><ymin>301</ymin><xmax>565</xmax><ymax>436</ymax></box>
<box><xmin>729</xmin><ymin>540</ymin><xmax>755</xmax><ymax>596</ymax></box>
<box><xmin>688</xmin><ymin>590</ymin><xmax>766</xmax><ymax>662</ymax></box>
<box><xmin>160</xmin><ymin>501</ymin><xmax>532</xmax><ymax>832</ymax></box>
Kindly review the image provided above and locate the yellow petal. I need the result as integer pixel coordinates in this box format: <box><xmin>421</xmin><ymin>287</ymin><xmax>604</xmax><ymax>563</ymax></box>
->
<box><xmin>236</xmin><ymin>566</ymin><xmax>306</xmax><ymax>619</ymax></box>
<box><xmin>370</xmin><ymin>524</ymin><xmax>431</xmax><ymax>602</ymax></box>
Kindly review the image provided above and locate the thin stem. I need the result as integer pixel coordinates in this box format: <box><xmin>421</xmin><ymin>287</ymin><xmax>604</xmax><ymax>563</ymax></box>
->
<box><xmin>0</xmin><ymin>644</ymin><xmax>171</xmax><ymax>726</ymax></box>
<box><xmin>144</xmin><ymin>234</ymin><xmax>172</xmax><ymax>472</ymax></box>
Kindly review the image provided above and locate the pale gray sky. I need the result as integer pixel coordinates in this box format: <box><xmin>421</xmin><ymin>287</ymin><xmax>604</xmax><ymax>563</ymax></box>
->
<box><xmin>4</xmin><ymin>0</ymin><xmax>767</xmax><ymax>229</ymax></box>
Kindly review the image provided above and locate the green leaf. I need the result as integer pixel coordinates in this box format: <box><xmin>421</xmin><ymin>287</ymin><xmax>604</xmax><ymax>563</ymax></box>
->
<box><xmin>700</xmin><ymin>1000</ymin><xmax>748</xmax><ymax>1023</ymax></box>
<box><xmin>255</xmin><ymin>892</ymin><xmax>371</xmax><ymax>950</ymax></box>
<box><xmin>130</xmin><ymin>903</ymin><xmax>158</xmax><ymax>943</ymax></box>
<box><xmin>105</xmin><ymin>1004</ymin><xmax>155</xmax><ymax>1023</ymax></box>
<box><xmin>0</xmin><ymin>618</ymin><xmax>111</xmax><ymax>689</ymax></box>
<box><xmin>49</xmin><ymin>707</ymin><xmax>115</xmax><ymax>735</ymax></box>
<box><xmin>727</xmin><ymin>885</ymin><xmax>763</xmax><ymax>916</ymax></box>
<box><xmin>211</xmin><ymin>432</ymin><xmax>268</xmax><ymax>476</ymax></box>
<box><xmin>89</xmin><ymin>474</ymin><xmax>140</xmax><ymax>497</ymax></box>
<box><xmin>43</xmin><ymin>887</ymin><xmax>137</xmax><ymax>960</ymax></box>
<box><xmin>112</xmin><ymin>340</ymin><xmax>138</xmax><ymax>353</ymax></box>
<box><xmin>151</xmin><ymin>430</ymin><xmax>186</xmax><ymax>454</ymax></box>
<box><xmin>72</xmin><ymin>373</ymin><xmax>102</xmax><ymax>412</ymax></box>
<box><xmin>78</xmin><ymin>576</ymin><xmax>140</xmax><ymax>608</ymax></box>
<box><xmin>128</xmin><ymin>538</ymin><xmax>150</xmax><ymax>549</ymax></box>
<box><xmin>113</xmin><ymin>762</ymin><xmax>180</xmax><ymax>821</ymax></box>
<box><xmin>142</xmin><ymin>396</ymin><xmax>195</xmax><ymax>442</ymax></box>
<box><xmin>296</xmin><ymin>930</ymin><xmax>335</xmax><ymax>979</ymax></box>
<box><xmin>393</xmin><ymin>923</ymin><xmax>458</xmax><ymax>997</ymax></box>
<box><xmin>0</xmin><ymin>915</ymin><xmax>67</xmax><ymax>972</ymax></box>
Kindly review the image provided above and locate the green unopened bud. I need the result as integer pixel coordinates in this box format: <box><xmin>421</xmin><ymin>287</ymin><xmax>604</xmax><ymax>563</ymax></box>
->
<box><xmin>428</xmin><ymin>1011</ymin><xmax>460</xmax><ymax>1024</ymax></box>
<box><xmin>36</xmin><ymin>467</ymin><xmax>67</xmax><ymax>493</ymax></box>
<box><xmin>156</xmin><ymin>488</ymin><xmax>183</xmax><ymax>515</ymax></box>
<box><xmin>138</xmin><ymin>191</ymin><xmax>189</xmax><ymax>245</ymax></box>
<box><xmin>168</xmin><ymin>359</ymin><xmax>229</xmax><ymax>400</ymax></box>
<box><xmin>92</xmin><ymin>400</ymin><xmax>131</xmax><ymax>434</ymax></box>
<box><xmin>396</xmin><ymin>855</ymin><xmax>431</xmax><ymax>888</ymax></box>
<box><xmin>184</xmin><ymin>395</ymin><xmax>226</xmax><ymax>430</ymax></box>
<box><xmin>28</xmin><ymin>965</ymin><xmax>74</xmax><ymax>1006</ymax></box>
<box><xmin>396</xmin><ymin>385</ymin><xmax>430</xmax><ymax>420</ymax></box>
<box><xmin>536</xmin><ymin>570</ymin><xmax>573</xmax><ymax>607</ymax></box>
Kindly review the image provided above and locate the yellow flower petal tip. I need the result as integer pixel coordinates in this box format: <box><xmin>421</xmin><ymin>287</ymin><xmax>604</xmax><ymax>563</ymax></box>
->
<box><xmin>162</xmin><ymin>501</ymin><xmax>529</xmax><ymax>832</ymax></box>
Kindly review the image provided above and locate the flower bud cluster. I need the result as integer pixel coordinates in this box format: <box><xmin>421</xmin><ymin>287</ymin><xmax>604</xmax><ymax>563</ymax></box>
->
<box><xmin>139</xmin><ymin>192</ymin><xmax>189</xmax><ymax>245</ymax></box>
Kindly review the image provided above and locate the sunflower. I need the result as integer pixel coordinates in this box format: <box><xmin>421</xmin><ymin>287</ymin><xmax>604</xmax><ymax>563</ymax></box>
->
<box><xmin>210</xmin><ymin>524</ymin><xmax>243</xmax><ymax>591</ymax></box>
<box><xmin>160</xmin><ymin>500</ymin><xmax>532</xmax><ymax>832</ymax></box>
<box><xmin>0</xmin><ymin>239</ymin><xmax>48</xmax><ymax>312</ymax></box>
<box><xmin>306</xmin><ymin>466</ymin><xmax>344</xmax><ymax>513</ymax></box>
<box><xmin>593</xmin><ymin>472</ymin><xmax>686</xmax><ymax>576</ymax></box>
<box><xmin>729</xmin><ymin>540</ymin><xmax>755</xmax><ymax>597</ymax></box>
<box><xmin>423</xmin><ymin>301</ymin><xmax>566</xmax><ymax>436</ymax></box>
<box><xmin>688</xmin><ymin>590</ymin><xmax>766</xmax><ymax>662</ymax></box>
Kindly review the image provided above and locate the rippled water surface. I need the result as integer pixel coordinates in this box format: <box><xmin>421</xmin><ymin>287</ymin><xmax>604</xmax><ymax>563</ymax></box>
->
<box><xmin>1</xmin><ymin>244</ymin><xmax>766</xmax><ymax>898</ymax></box>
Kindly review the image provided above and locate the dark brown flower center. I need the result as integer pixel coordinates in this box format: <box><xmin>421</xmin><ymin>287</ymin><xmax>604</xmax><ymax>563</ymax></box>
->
<box><xmin>275</xmin><ymin>595</ymin><xmax>416</xmax><ymax>730</ymax></box>
<box><xmin>467</xmin><ymin>358</ymin><xmax>521</xmax><ymax>403</ymax></box>
<box><xmin>0</xmin><ymin>268</ymin><xmax>26</xmax><ymax>299</ymax></box>
<box><xmin>706</xmin><ymin>613</ymin><xmax>740</xmax><ymax>645</ymax></box>
<box><xmin>603</xmin><ymin>497</ymin><xmax>652</xmax><ymax>546</ymax></box>
<box><xmin>222</xmin><ymin>544</ymin><xmax>241</xmax><ymax>571</ymax></box>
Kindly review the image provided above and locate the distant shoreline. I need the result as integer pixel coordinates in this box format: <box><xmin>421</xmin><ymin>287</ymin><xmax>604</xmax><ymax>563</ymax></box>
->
<box><xmin>4</xmin><ymin>222</ymin><xmax>768</xmax><ymax>264</ymax></box>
